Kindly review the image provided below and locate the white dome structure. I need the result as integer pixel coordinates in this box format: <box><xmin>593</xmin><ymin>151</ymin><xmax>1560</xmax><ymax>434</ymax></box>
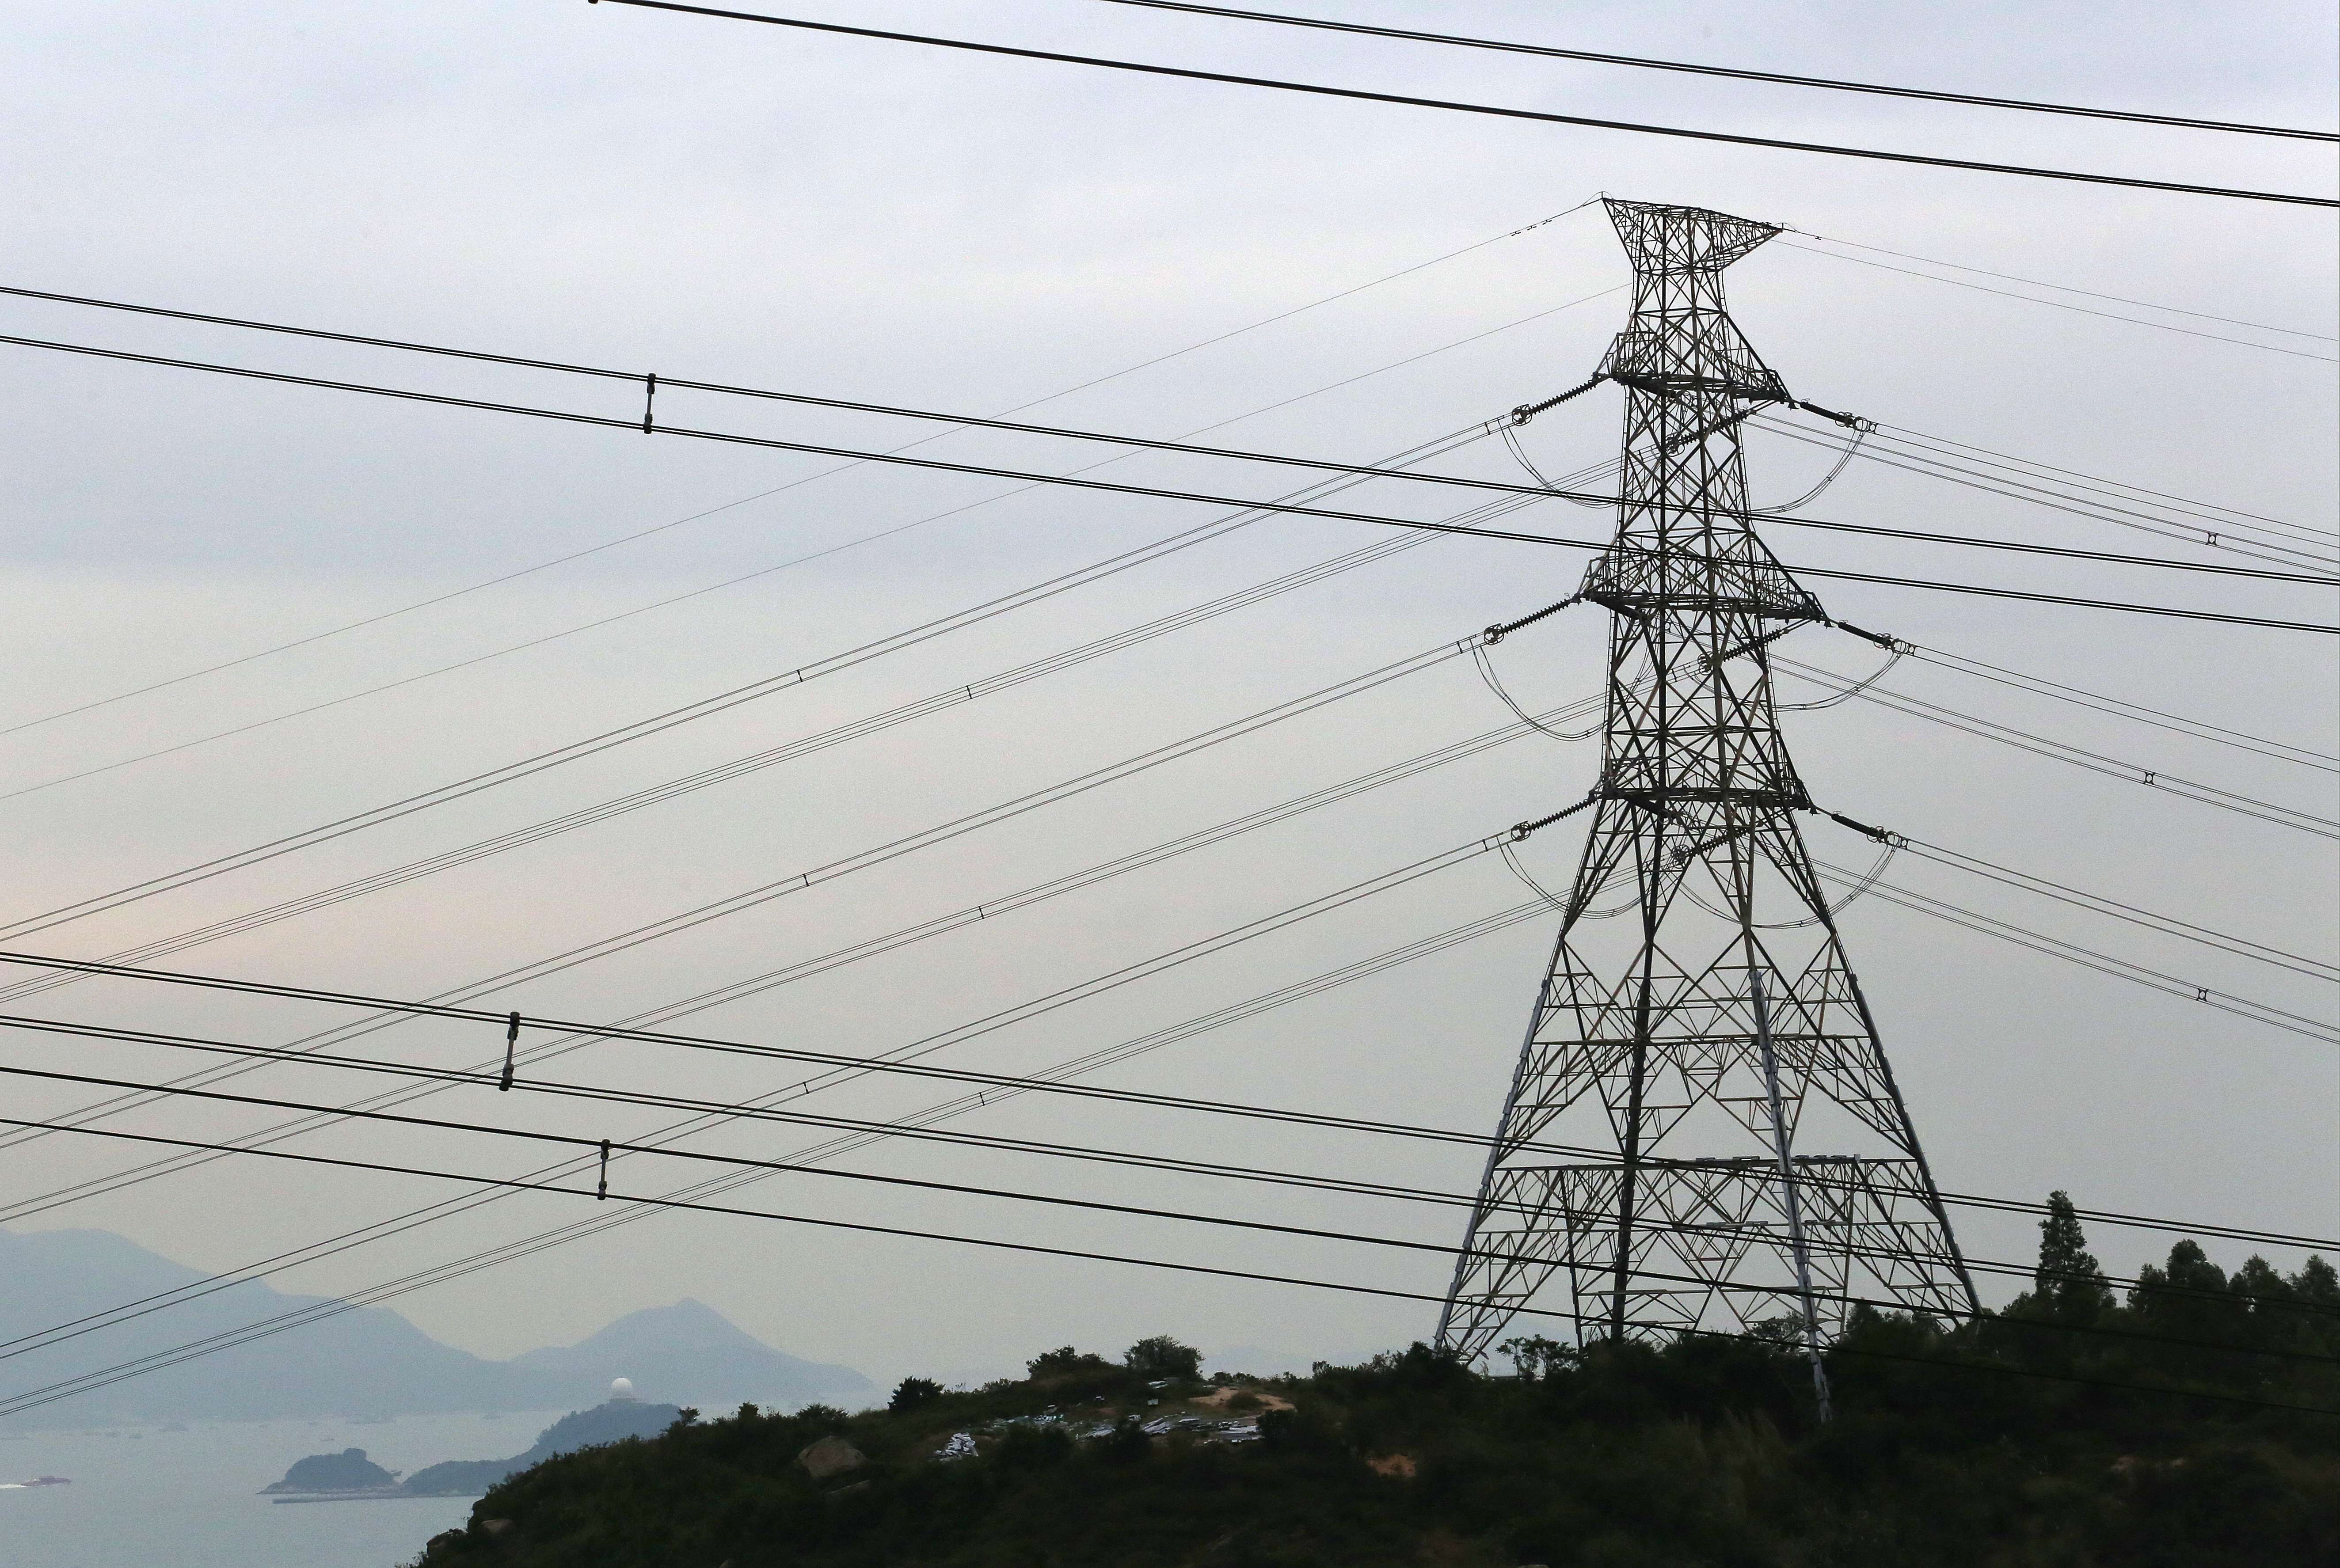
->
<box><xmin>609</xmin><ymin>1377</ymin><xmax>637</xmax><ymax>1403</ymax></box>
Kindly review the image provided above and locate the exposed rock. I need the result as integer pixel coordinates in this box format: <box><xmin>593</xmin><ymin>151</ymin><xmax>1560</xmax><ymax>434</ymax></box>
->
<box><xmin>478</xmin><ymin>1518</ymin><xmax>514</xmax><ymax>1536</ymax></box>
<box><xmin>796</xmin><ymin>1435</ymin><xmax>865</xmax><ymax>1481</ymax></box>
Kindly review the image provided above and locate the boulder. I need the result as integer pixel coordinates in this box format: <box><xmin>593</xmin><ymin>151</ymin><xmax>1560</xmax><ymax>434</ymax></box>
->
<box><xmin>796</xmin><ymin>1435</ymin><xmax>865</xmax><ymax>1481</ymax></box>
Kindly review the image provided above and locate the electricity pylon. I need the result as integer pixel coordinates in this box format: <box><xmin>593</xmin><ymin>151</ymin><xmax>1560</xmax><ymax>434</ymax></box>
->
<box><xmin>1436</xmin><ymin>200</ymin><xmax>1978</xmax><ymax>1387</ymax></box>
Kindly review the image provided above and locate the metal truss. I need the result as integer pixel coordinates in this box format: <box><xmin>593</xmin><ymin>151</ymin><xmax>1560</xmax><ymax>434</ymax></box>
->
<box><xmin>1438</xmin><ymin>200</ymin><xmax>1978</xmax><ymax>1383</ymax></box>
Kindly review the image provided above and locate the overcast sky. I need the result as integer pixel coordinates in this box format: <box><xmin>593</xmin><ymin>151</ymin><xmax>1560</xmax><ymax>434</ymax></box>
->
<box><xmin>0</xmin><ymin>1</ymin><xmax>2333</xmax><ymax>1401</ymax></box>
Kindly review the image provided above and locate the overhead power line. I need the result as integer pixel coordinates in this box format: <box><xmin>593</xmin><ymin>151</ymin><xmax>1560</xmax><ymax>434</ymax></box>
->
<box><xmin>1813</xmin><ymin>860</ymin><xmax>2340</xmax><ymax>1046</ymax></box>
<box><xmin>4</xmin><ymin>333</ymin><xmax>2330</xmax><ymax>632</ymax></box>
<box><xmin>1750</xmin><ymin>414</ymin><xmax>2338</xmax><ymax>574</ymax></box>
<box><xmin>6</xmin><ymin>895</ymin><xmax>2333</xmax><ymax>1245</ymax></box>
<box><xmin>1900</xmin><ymin>642</ymin><xmax>2339</xmax><ymax>774</ymax></box>
<box><xmin>10</xmin><ymin>1060</ymin><xmax>2338</xmax><ymax>1382</ymax></box>
<box><xmin>1781</xmin><ymin>234</ymin><xmax>2339</xmax><ymax>347</ymax></box>
<box><xmin>11</xmin><ymin>292</ymin><xmax>2336</xmax><ymax>591</ymax></box>
<box><xmin>1784</xmin><ymin>657</ymin><xmax>2340</xmax><ymax>839</ymax></box>
<box><xmin>10</xmin><ymin>881</ymin><xmax>2327</xmax><ymax>1416</ymax></box>
<box><xmin>1874</xmin><ymin>421</ymin><xmax>2339</xmax><ymax>545</ymax></box>
<box><xmin>0</xmin><ymin>1001</ymin><xmax>2320</xmax><ymax>1329</ymax></box>
<box><xmin>585</xmin><ymin>0</ymin><xmax>2340</xmax><ymax>207</ymax></box>
<box><xmin>1776</xmin><ymin>240</ymin><xmax>2340</xmax><ymax>364</ymax></box>
<box><xmin>1898</xmin><ymin>837</ymin><xmax>2340</xmax><ymax>983</ymax></box>
<box><xmin>0</xmin><ymin>299</ymin><xmax>1609</xmax><ymax>792</ymax></box>
<box><xmin>0</xmin><ymin>204</ymin><xmax>1601</xmax><ymax>740</ymax></box>
<box><xmin>1089</xmin><ymin>0</ymin><xmax>2340</xmax><ymax>144</ymax></box>
<box><xmin>0</xmin><ymin>441</ymin><xmax>1493</xmax><ymax>948</ymax></box>
<box><xmin>1</xmin><ymin>1107</ymin><xmax>2332</xmax><ymax>1421</ymax></box>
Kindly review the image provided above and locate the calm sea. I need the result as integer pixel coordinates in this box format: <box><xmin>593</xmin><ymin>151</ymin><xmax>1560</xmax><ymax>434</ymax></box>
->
<box><xmin>0</xmin><ymin>1409</ymin><xmax>567</xmax><ymax>1567</ymax></box>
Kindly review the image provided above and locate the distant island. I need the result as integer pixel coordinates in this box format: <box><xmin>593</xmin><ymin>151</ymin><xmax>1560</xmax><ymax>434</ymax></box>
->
<box><xmin>264</xmin><ymin>1385</ymin><xmax>682</xmax><ymax>1502</ymax></box>
<box><xmin>262</xmin><ymin>1447</ymin><xmax>401</xmax><ymax>1499</ymax></box>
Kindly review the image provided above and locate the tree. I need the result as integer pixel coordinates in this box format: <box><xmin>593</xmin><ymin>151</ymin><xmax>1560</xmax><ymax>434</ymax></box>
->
<box><xmin>1026</xmin><ymin>1346</ymin><xmax>1111</xmax><ymax>1379</ymax></box>
<box><xmin>889</xmin><ymin>1377</ymin><xmax>944</xmax><ymax>1413</ymax></box>
<box><xmin>1123</xmin><ymin>1335</ymin><xmax>1202</xmax><ymax>1382</ymax></box>
<box><xmin>2032</xmin><ymin>1190</ymin><xmax>2114</xmax><ymax>1326</ymax></box>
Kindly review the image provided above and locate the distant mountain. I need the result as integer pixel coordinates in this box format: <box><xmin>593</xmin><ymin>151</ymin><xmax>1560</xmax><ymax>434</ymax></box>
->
<box><xmin>510</xmin><ymin>1299</ymin><xmax>871</xmax><ymax>1413</ymax></box>
<box><xmin>0</xmin><ymin>1227</ymin><xmax>872</xmax><ymax>1429</ymax></box>
<box><xmin>402</xmin><ymin>1399</ymin><xmax>685</xmax><ymax>1496</ymax></box>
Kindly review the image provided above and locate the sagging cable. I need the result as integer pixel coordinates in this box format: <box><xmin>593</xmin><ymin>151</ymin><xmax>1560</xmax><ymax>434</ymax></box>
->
<box><xmin>1753</xmin><ymin>421</ymin><xmax>1867</xmax><ymax>514</ymax></box>
<box><xmin>1778</xmin><ymin>645</ymin><xmax>1906</xmax><ymax>710</ymax></box>
<box><xmin>1473</xmin><ymin>644</ymin><xmax>1602</xmax><ymax>741</ymax></box>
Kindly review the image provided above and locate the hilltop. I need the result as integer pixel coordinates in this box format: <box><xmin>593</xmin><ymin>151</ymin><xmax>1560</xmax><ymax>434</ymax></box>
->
<box><xmin>407</xmin><ymin>1258</ymin><xmax>2340</xmax><ymax>1568</ymax></box>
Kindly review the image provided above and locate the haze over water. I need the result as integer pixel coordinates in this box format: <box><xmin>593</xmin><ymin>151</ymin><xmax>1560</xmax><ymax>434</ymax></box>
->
<box><xmin>0</xmin><ymin>1410</ymin><xmax>561</xmax><ymax>1568</ymax></box>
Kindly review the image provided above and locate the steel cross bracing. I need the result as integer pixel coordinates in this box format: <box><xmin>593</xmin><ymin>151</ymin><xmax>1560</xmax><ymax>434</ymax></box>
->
<box><xmin>1438</xmin><ymin>199</ymin><xmax>1978</xmax><ymax>1368</ymax></box>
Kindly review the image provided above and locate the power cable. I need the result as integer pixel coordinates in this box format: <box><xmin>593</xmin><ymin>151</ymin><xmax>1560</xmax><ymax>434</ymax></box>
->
<box><xmin>7</xmin><ymin>333</ymin><xmax>2332</xmax><ymax>631</ymax></box>
<box><xmin>1</xmin><ymin>1001</ymin><xmax>2310</xmax><ymax>1330</ymax></box>
<box><xmin>17</xmin><ymin>296</ymin><xmax>2333</xmax><ymax>591</ymax></box>
<box><xmin>1894</xmin><ymin>836</ymin><xmax>2340</xmax><ymax>983</ymax></box>
<box><xmin>1751</xmin><ymin>414</ymin><xmax>2339</xmax><ymax>573</ymax></box>
<box><xmin>0</xmin><ymin>201</ymin><xmax>1601</xmax><ymax>739</ymax></box>
<box><xmin>0</xmin><ymin>902</ymin><xmax>1566</xmax><ymax>1396</ymax></box>
<box><xmin>1899</xmin><ymin>642</ymin><xmax>2339</xmax><ymax>774</ymax></box>
<box><xmin>0</xmin><ymin>300</ymin><xmax>1615</xmax><ymax>796</ymax></box>
<box><xmin>12</xmin><ymin>886</ymin><xmax>2329</xmax><ymax>1413</ymax></box>
<box><xmin>7</xmin><ymin>867</ymin><xmax>2332</xmax><ymax>1250</ymax></box>
<box><xmin>1811</xmin><ymin>859</ymin><xmax>2340</xmax><ymax>1045</ymax></box>
<box><xmin>1784</xmin><ymin>232</ymin><xmax>2339</xmax><ymax>341</ymax></box>
<box><xmin>585</xmin><ymin>1</ymin><xmax>2340</xmax><ymax>208</ymax></box>
<box><xmin>0</xmin><ymin>634</ymin><xmax>1485</xmax><ymax>1175</ymax></box>
<box><xmin>2</xmin><ymin>1109</ymin><xmax>2332</xmax><ymax>1421</ymax></box>
<box><xmin>1774</xmin><ymin>240</ymin><xmax>2340</xmax><ymax>363</ymax></box>
<box><xmin>0</xmin><ymin>546</ymin><xmax>1511</xmax><ymax>992</ymax></box>
<box><xmin>1873</xmin><ymin>421</ymin><xmax>2338</xmax><ymax>544</ymax></box>
<box><xmin>0</xmin><ymin>424</ymin><xmax>1493</xmax><ymax>946</ymax></box>
<box><xmin>1089</xmin><ymin>0</ymin><xmax>2340</xmax><ymax>144</ymax></box>
<box><xmin>1779</xmin><ymin>656</ymin><xmax>2340</xmax><ymax>838</ymax></box>
<box><xmin>9</xmin><ymin>1061</ymin><xmax>2336</xmax><ymax>1381</ymax></box>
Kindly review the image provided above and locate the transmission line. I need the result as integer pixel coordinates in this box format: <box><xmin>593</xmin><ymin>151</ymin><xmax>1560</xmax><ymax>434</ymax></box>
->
<box><xmin>1899</xmin><ymin>643</ymin><xmax>2338</xmax><ymax>774</ymax></box>
<box><xmin>1</xmin><ymin>1108</ymin><xmax>2331</xmax><ymax>1422</ymax></box>
<box><xmin>11</xmin><ymin>1062</ymin><xmax>2338</xmax><ymax>1382</ymax></box>
<box><xmin>1811</xmin><ymin>859</ymin><xmax>2340</xmax><ymax>1045</ymax></box>
<box><xmin>1788</xmin><ymin>232</ymin><xmax>2338</xmax><ymax>340</ymax></box>
<box><xmin>1774</xmin><ymin>240</ymin><xmax>2340</xmax><ymax>363</ymax></box>
<box><xmin>1750</xmin><ymin>414</ymin><xmax>2338</xmax><ymax>573</ymax></box>
<box><xmin>11</xmin><ymin>885</ymin><xmax>2328</xmax><ymax>1415</ymax></box>
<box><xmin>0</xmin><ymin>634</ymin><xmax>1491</xmax><ymax>1187</ymax></box>
<box><xmin>1751</xmin><ymin>414</ymin><xmax>2339</xmax><ymax>573</ymax></box>
<box><xmin>1780</xmin><ymin>656</ymin><xmax>2340</xmax><ymax>838</ymax></box>
<box><xmin>0</xmin><ymin>1006</ymin><xmax>2317</xmax><ymax>1331</ymax></box>
<box><xmin>585</xmin><ymin>1</ymin><xmax>2340</xmax><ymax>207</ymax></box>
<box><xmin>1874</xmin><ymin>420</ymin><xmax>2340</xmax><ymax>545</ymax></box>
<box><xmin>1089</xmin><ymin>0</ymin><xmax>2340</xmax><ymax>143</ymax></box>
<box><xmin>7</xmin><ymin>333</ymin><xmax>2332</xmax><ymax>631</ymax></box>
<box><xmin>1894</xmin><ymin>836</ymin><xmax>2340</xmax><ymax>982</ymax></box>
<box><xmin>11</xmin><ymin>289</ymin><xmax>2336</xmax><ymax>590</ymax></box>
<box><xmin>0</xmin><ymin>203</ymin><xmax>1602</xmax><ymax>740</ymax></box>
<box><xmin>0</xmin><ymin>428</ymin><xmax>1499</xmax><ymax>948</ymax></box>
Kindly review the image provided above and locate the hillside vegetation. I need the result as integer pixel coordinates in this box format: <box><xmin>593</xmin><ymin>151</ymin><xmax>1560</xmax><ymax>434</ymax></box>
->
<box><xmin>407</xmin><ymin>1211</ymin><xmax>2340</xmax><ymax>1567</ymax></box>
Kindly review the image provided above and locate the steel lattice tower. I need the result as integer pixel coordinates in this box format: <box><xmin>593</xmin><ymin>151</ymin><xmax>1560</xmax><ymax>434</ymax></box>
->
<box><xmin>1437</xmin><ymin>199</ymin><xmax>1979</xmax><ymax>1374</ymax></box>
